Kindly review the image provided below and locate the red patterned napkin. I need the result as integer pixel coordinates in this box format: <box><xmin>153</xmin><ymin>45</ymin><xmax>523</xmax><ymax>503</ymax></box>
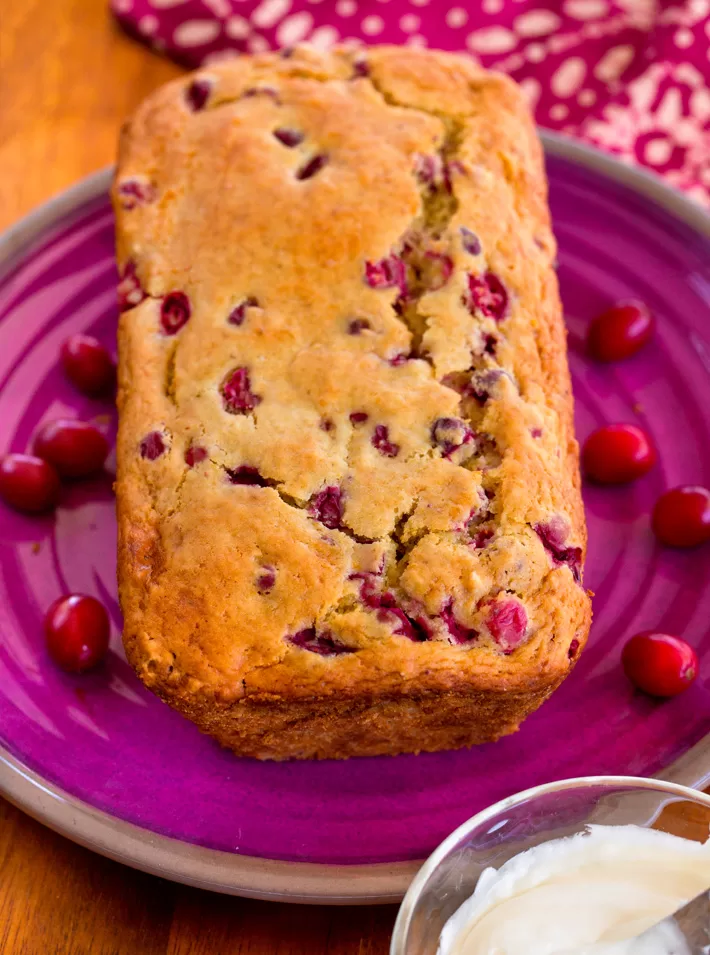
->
<box><xmin>112</xmin><ymin>0</ymin><xmax>709</xmax><ymax>204</ymax></box>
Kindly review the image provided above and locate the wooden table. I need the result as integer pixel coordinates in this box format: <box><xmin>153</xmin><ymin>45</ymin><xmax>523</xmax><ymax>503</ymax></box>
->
<box><xmin>0</xmin><ymin>4</ymin><xmax>396</xmax><ymax>951</ymax></box>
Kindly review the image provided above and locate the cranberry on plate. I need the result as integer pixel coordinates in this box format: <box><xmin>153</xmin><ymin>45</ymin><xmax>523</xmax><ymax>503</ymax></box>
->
<box><xmin>44</xmin><ymin>594</ymin><xmax>110</xmax><ymax>672</ymax></box>
<box><xmin>652</xmin><ymin>486</ymin><xmax>710</xmax><ymax>548</ymax></box>
<box><xmin>582</xmin><ymin>424</ymin><xmax>655</xmax><ymax>484</ymax></box>
<box><xmin>622</xmin><ymin>632</ymin><xmax>698</xmax><ymax>698</ymax></box>
<box><xmin>586</xmin><ymin>301</ymin><xmax>654</xmax><ymax>362</ymax></box>
<box><xmin>0</xmin><ymin>454</ymin><xmax>60</xmax><ymax>513</ymax></box>
<box><xmin>60</xmin><ymin>334</ymin><xmax>116</xmax><ymax>397</ymax></box>
<box><xmin>33</xmin><ymin>419</ymin><xmax>109</xmax><ymax>479</ymax></box>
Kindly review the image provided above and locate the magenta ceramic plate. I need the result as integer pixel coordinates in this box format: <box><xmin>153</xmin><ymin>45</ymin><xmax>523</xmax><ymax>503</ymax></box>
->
<box><xmin>1</xmin><ymin>133</ymin><xmax>710</xmax><ymax>902</ymax></box>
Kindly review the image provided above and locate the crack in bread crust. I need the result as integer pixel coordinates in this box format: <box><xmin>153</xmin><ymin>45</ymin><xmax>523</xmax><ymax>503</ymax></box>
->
<box><xmin>114</xmin><ymin>45</ymin><xmax>591</xmax><ymax>760</ymax></box>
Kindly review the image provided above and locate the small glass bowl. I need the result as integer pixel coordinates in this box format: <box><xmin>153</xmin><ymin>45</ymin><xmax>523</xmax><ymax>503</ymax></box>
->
<box><xmin>390</xmin><ymin>775</ymin><xmax>710</xmax><ymax>955</ymax></box>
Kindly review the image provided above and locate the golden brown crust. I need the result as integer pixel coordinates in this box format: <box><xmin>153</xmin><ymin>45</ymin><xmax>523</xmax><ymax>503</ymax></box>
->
<box><xmin>114</xmin><ymin>45</ymin><xmax>591</xmax><ymax>760</ymax></box>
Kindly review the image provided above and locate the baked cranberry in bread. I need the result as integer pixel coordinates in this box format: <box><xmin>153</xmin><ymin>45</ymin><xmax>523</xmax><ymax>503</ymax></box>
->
<box><xmin>113</xmin><ymin>45</ymin><xmax>591</xmax><ymax>760</ymax></box>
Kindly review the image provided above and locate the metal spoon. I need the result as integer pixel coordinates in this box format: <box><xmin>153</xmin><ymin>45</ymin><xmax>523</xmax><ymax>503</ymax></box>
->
<box><xmin>633</xmin><ymin>889</ymin><xmax>710</xmax><ymax>954</ymax></box>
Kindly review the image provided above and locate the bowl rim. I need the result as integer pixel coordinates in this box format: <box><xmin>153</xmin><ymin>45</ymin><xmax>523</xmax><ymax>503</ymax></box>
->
<box><xmin>390</xmin><ymin>774</ymin><xmax>710</xmax><ymax>955</ymax></box>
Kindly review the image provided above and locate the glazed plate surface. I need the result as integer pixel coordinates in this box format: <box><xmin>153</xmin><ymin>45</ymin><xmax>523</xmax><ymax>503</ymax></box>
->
<box><xmin>1</xmin><ymin>134</ymin><xmax>709</xmax><ymax>901</ymax></box>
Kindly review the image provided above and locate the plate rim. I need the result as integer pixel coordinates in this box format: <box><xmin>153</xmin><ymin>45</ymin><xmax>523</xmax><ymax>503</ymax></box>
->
<box><xmin>0</xmin><ymin>131</ymin><xmax>709</xmax><ymax>905</ymax></box>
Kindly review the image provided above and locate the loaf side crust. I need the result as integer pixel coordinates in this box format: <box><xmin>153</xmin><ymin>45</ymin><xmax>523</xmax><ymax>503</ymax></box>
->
<box><xmin>114</xmin><ymin>45</ymin><xmax>592</xmax><ymax>759</ymax></box>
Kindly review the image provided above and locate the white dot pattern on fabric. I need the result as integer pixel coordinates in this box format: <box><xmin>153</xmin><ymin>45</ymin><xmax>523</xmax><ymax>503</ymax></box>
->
<box><xmin>252</xmin><ymin>0</ymin><xmax>291</xmax><ymax>29</ymax></box>
<box><xmin>519</xmin><ymin>76</ymin><xmax>542</xmax><ymax>108</ymax></box>
<box><xmin>550</xmin><ymin>103</ymin><xmax>569</xmax><ymax>120</ymax></box>
<box><xmin>675</xmin><ymin>27</ymin><xmax>695</xmax><ymax>47</ymax></box>
<box><xmin>310</xmin><ymin>24</ymin><xmax>339</xmax><ymax>48</ymax></box>
<box><xmin>112</xmin><ymin>0</ymin><xmax>709</xmax><ymax>208</ymax></box>
<box><xmin>203</xmin><ymin>49</ymin><xmax>240</xmax><ymax>64</ymax></box>
<box><xmin>645</xmin><ymin>137</ymin><xmax>673</xmax><ymax>164</ymax></box>
<box><xmin>248</xmin><ymin>33</ymin><xmax>270</xmax><ymax>51</ymax></box>
<box><xmin>225</xmin><ymin>15</ymin><xmax>250</xmax><ymax>39</ymax></box>
<box><xmin>551</xmin><ymin>57</ymin><xmax>587</xmax><ymax>96</ymax></box>
<box><xmin>445</xmin><ymin>7</ymin><xmax>468</xmax><ymax>28</ymax></box>
<box><xmin>361</xmin><ymin>14</ymin><xmax>384</xmax><ymax>35</ymax></box>
<box><xmin>525</xmin><ymin>42</ymin><xmax>547</xmax><ymax>62</ymax></box>
<box><xmin>173</xmin><ymin>19</ymin><xmax>221</xmax><ymax>46</ymax></box>
<box><xmin>277</xmin><ymin>11</ymin><xmax>313</xmax><ymax>45</ymax></box>
<box><xmin>514</xmin><ymin>10</ymin><xmax>561</xmax><ymax>37</ymax></box>
<box><xmin>202</xmin><ymin>0</ymin><xmax>231</xmax><ymax>16</ymax></box>
<box><xmin>466</xmin><ymin>25</ymin><xmax>517</xmax><ymax>54</ymax></box>
<box><xmin>564</xmin><ymin>0</ymin><xmax>609</xmax><ymax>20</ymax></box>
<box><xmin>594</xmin><ymin>44</ymin><xmax>634</xmax><ymax>81</ymax></box>
<box><xmin>139</xmin><ymin>14</ymin><xmax>158</xmax><ymax>33</ymax></box>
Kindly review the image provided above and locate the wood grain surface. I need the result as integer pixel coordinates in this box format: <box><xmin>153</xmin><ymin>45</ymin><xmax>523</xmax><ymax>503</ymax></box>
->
<box><xmin>0</xmin><ymin>3</ymin><xmax>395</xmax><ymax>952</ymax></box>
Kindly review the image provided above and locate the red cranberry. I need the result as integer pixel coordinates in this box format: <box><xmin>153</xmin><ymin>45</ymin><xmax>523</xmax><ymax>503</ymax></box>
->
<box><xmin>0</xmin><ymin>454</ymin><xmax>60</xmax><ymax>514</ymax></box>
<box><xmin>45</xmin><ymin>594</ymin><xmax>110</xmax><ymax>673</ymax></box>
<box><xmin>33</xmin><ymin>420</ymin><xmax>109</xmax><ymax>479</ymax></box>
<box><xmin>348</xmin><ymin>318</ymin><xmax>371</xmax><ymax>335</ymax></box>
<box><xmin>414</xmin><ymin>154</ymin><xmax>444</xmax><ymax>188</ymax></box>
<box><xmin>288</xmin><ymin>628</ymin><xmax>355</xmax><ymax>655</ymax></box>
<box><xmin>320</xmin><ymin>418</ymin><xmax>335</xmax><ymax>433</ymax></box>
<box><xmin>117</xmin><ymin>178</ymin><xmax>156</xmax><ymax>210</ymax></box>
<box><xmin>364</xmin><ymin>254</ymin><xmax>407</xmax><ymax>294</ymax></box>
<box><xmin>652</xmin><ymin>486</ymin><xmax>710</xmax><ymax>547</ymax></box>
<box><xmin>582</xmin><ymin>424</ymin><xmax>656</xmax><ymax>484</ymax></box>
<box><xmin>568</xmin><ymin>638</ymin><xmax>580</xmax><ymax>659</ymax></box>
<box><xmin>228</xmin><ymin>297</ymin><xmax>258</xmax><ymax>326</ymax></box>
<box><xmin>534</xmin><ymin>517</ymin><xmax>583</xmax><ymax>583</ymax></box>
<box><xmin>160</xmin><ymin>292</ymin><xmax>191</xmax><ymax>335</ymax></box>
<box><xmin>431</xmin><ymin>417</ymin><xmax>475</xmax><ymax>459</ymax></box>
<box><xmin>273</xmin><ymin>127</ymin><xmax>303</xmax><ymax>147</ymax></box>
<box><xmin>350</xmin><ymin>411</ymin><xmax>368</xmax><ymax>425</ymax></box>
<box><xmin>587</xmin><ymin>301</ymin><xmax>653</xmax><ymax>362</ymax></box>
<box><xmin>622</xmin><ymin>632</ymin><xmax>698</xmax><ymax>697</ymax></box>
<box><xmin>184</xmin><ymin>444</ymin><xmax>208</xmax><ymax>467</ymax></box>
<box><xmin>221</xmin><ymin>367</ymin><xmax>261</xmax><ymax>414</ymax></box>
<box><xmin>117</xmin><ymin>260</ymin><xmax>146</xmax><ymax>312</ymax></box>
<box><xmin>485</xmin><ymin>599</ymin><xmax>528</xmax><ymax>653</ymax></box>
<box><xmin>309</xmin><ymin>486</ymin><xmax>343</xmax><ymax>529</ymax></box>
<box><xmin>296</xmin><ymin>154</ymin><xmax>328</xmax><ymax>181</ymax></box>
<box><xmin>382</xmin><ymin>608</ymin><xmax>431</xmax><ymax>642</ymax></box>
<box><xmin>185</xmin><ymin>78</ymin><xmax>212</xmax><ymax>111</ymax></box>
<box><xmin>468</xmin><ymin>369</ymin><xmax>508</xmax><ymax>405</ymax></box>
<box><xmin>470</xmin><ymin>527</ymin><xmax>494</xmax><ymax>549</ymax></box>
<box><xmin>465</xmin><ymin>272</ymin><xmax>508</xmax><ymax>322</ymax></box>
<box><xmin>352</xmin><ymin>57</ymin><xmax>369</xmax><ymax>77</ymax></box>
<box><xmin>60</xmin><ymin>334</ymin><xmax>116</xmax><ymax>397</ymax></box>
<box><xmin>440</xmin><ymin>601</ymin><xmax>477</xmax><ymax>644</ymax></box>
<box><xmin>389</xmin><ymin>352</ymin><xmax>411</xmax><ymax>367</ymax></box>
<box><xmin>460</xmin><ymin>227</ymin><xmax>481</xmax><ymax>255</ymax></box>
<box><xmin>140</xmin><ymin>432</ymin><xmax>166</xmax><ymax>460</ymax></box>
<box><xmin>226</xmin><ymin>466</ymin><xmax>268</xmax><ymax>486</ymax></box>
<box><xmin>257</xmin><ymin>566</ymin><xmax>276</xmax><ymax>592</ymax></box>
<box><xmin>482</xmin><ymin>333</ymin><xmax>498</xmax><ymax>356</ymax></box>
<box><xmin>371</xmin><ymin>425</ymin><xmax>399</xmax><ymax>458</ymax></box>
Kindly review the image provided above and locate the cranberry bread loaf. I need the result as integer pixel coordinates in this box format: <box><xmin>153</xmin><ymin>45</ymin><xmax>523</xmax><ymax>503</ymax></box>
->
<box><xmin>113</xmin><ymin>45</ymin><xmax>591</xmax><ymax>760</ymax></box>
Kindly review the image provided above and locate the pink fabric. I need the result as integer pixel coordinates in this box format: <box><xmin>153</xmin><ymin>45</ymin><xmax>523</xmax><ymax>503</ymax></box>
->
<box><xmin>112</xmin><ymin>0</ymin><xmax>709</xmax><ymax>204</ymax></box>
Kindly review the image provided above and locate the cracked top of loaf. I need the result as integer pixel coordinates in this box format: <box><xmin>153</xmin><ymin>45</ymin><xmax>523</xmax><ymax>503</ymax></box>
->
<box><xmin>114</xmin><ymin>45</ymin><xmax>591</xmax><ymax>705</ymax></box>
